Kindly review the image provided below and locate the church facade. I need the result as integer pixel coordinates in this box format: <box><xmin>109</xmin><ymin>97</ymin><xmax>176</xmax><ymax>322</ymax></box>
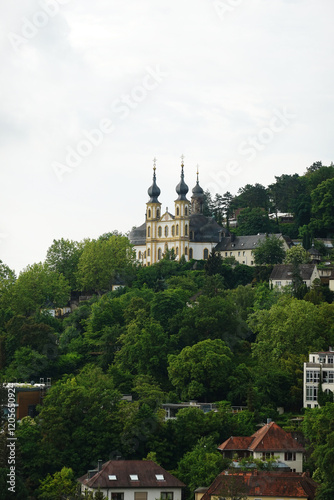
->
<box><xmin>129</xmin><ymin>160</ymin><xmax>224</xmax><ymax>265</ymax></box>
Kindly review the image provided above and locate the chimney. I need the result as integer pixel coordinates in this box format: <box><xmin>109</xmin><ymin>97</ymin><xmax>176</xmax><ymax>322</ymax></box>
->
<box><xmin>98</xmin><ymin>460</ymin><xmax>103</xmax><ymax>472</ymax></box>
<box><xmin>267</xmin><ymin>418</ymin><xmax>272</xmax><ymax>425</ymax></box>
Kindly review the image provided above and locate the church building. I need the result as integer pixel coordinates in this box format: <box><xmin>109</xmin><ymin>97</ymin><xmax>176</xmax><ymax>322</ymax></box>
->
<box><xmin>129</xmin><ymin>158</ymin><xmax>224</xmax><ymax>265</ymax></box>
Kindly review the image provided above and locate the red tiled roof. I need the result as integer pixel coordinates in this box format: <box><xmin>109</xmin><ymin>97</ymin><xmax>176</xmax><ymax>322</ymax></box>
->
<box><xmin>218</xmin><ymin>422</ymin><xmax>305</xmax><ymax>453</ymax></box>
<box><xmin>78</xmin><ymin>460</ymin><xmax>185</xmax><ymax>490</ymax></box>
<box><xmin>218</xmin><ymin>436</ymin><xmax>253</xmax><ymax>451</ymax></box>
<box><xmin>201</xmin><ymin>471</ymin><xmax>318</xmax><ymax>500</ymax></box>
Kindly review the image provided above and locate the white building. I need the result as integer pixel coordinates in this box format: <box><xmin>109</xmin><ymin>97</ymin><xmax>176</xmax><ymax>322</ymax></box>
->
<box><xmin>78</xmin><ymin>460</ymin><xmax>185</xmax><ymax>500</ymax></box>
<box><xmin>303</xmin><ymin>348</ymin><xmax>334</xmax><ymax>408</ymax></box>
<box><xmin>270</xmin><ymin>263</ymin><xmax>320</xmax><ymax>289</ymax></box>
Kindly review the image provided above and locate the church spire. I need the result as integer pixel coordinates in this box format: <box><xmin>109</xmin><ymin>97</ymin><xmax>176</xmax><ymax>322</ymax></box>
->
<box><xmin>147</xmin><ymin>157</ymin><xmax>161</xmax><ymax>202</ymax></box>
<box><xmin>191</xmin><ymin>165</ymin><xmax>204</xmax><ymax>214</ymax></box>
<box><xmin>175</xmin><ymin>155</ymin><xmax>189</xmax><ymax>201</ymax></box>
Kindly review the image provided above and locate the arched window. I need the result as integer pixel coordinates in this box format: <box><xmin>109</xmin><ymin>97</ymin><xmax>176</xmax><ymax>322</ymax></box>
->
<box><xmin>165</xmin><ymin>226</ymin><xmax>168</xmax><ymax>237</ymax></box>
<box><xmin>185</xmin><ymin>246</ymin><xmax>188</xmax><ymax>255</ymax></box>
<box><xmin>185</xmin><ymin>224</ymin><xmax>188</xmax><ymax>236</ymax></box>
<box><xmin>176</xmin><ymin>206</ymin><xmax>179</xmax><ymax>216</ymax></box>
<box><xmin>148</xmin><ymin>209</ymin><xmax>151</xmax><ymax>218</ymax></box>
<box><xmin>158</xmin><ymin>248</ymin><xmax>162</xmax><ymax>260</ymax></box>
<box><xmin>147</xmin><ymin>226</ymin><xmax>150</xmax><ymax>237</ymax></box>
<box><xmin>156</xmin><ymin>209</ymin><xmax>160</xmax><ymax>218</ymax></box>
<box><xmin>158</xmin><ymin>226</ymin><xmax>162</xmax><ymax>237</ymax></box>
<box><xmin>144</xmin><ymin>251</ymin><xmax>146</xmax><ymax>258</ymax></box>
<box><xmin>189</xmin><ymin>248</ymin><xmax>193</xmax><ymax>259</ymax></box>
<box><xmin>203</xmin><ymin>248</ymin><xmax>209</xmax><ymax>260</ymax></box>
<box><xmin>176</xmin><ymin>247</ymin><xmax>179</xmax><ymax>256</ymax></box>
<box><xmin>172</xmin><ymin>226</ymin><xmax>175</xmax><ymax>236</ymax></box>
<box><xmin>138</xmin><ymin>251</ymin><xmax>142</xmax><ymax>259</ymax></box>
<box><xmin>185</xmin><ymin>206</ymin><xmax>188</xmax><ymax>216</ymax></box>
<box><xmin>176</xmin><ymin>225</ymin><xmax>179</xmax><ymax>236</ymax></box>
<box><xmin>147</xmin><ymin>248</ymin><xmax>150</xmax><ymax>256</ymax></box>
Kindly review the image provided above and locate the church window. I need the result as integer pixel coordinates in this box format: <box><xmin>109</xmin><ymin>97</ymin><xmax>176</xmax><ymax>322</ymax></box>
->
<box><xmin>165</xmin><ymin>226</ymin><xmax>168</xmax><ymax>237</ymax></box>
<box><xmin>203</xmin><ymin>248</ymin><xmax>209</xmax><ymax>260</ymax></box>
<box><xmin>185</xmin><ymin>206</ymin><xmax>188</xmax><ymax>216</ymax></box>
<box><xmin>158</xmin><ymin>226</ymin><xmax>162</xmax><ymax>237</ymax></box>
<box><xmin>148</xmin><ymin>209</ymin><xmax>151</xmax><ymax>218</ymax></box>
<box><xmin>158</xmin><ymin>248</ymin><xmax>162</xmax><ymax>260</ymax></box>
<box><xmin>176</xmin><ymin>206</ymin><xmax>179</xmax><ymax>216</ymax></box>
<box><xmin>138</xmin><ymin>251</ymin><xmax>142</xmax><ymax>259</ymax></box>
<box><xmin>185</xmin><ymin>247</ymin><xmax>188</xmax><ymax>255</ymax></box>
<box><xmin>185</xmin><ymin>224</ymin><xmax>188</xmax><ymax>236</ymax></box>
<box><xmin>157</xmin><ymin>209</ymin><xmax>160</xmax><ymax>218</ymax></box>
<box><xmin>176</xmin><ymin>225</ymin><xmax>179</xmax><ymax>236</ymax></box>
<box><xmin>176</xmin><ymin>247</ymin><xmax>179</xmax><ymax>256</ymax></box>
<box><xmin>147</xmin><ymin>248</ymin><xmax>150</xmax><ymax>256</ymax></box>
<box><xmin>144</xmin><ymin>251</ymin><xmax>146</xmax><ymax>259</ymax></box>
<box><xmin>147</xmin><ymin>226</ymin><xmax>150</xmax><ymax>237</ymax></box>
<box><xmin>189</xmin><ymin>248</ymin><xmax>193</xmax><ymax>259</ymax></box>
<box><xmin>172</xmin><ymin>226</ymin><xmax>175</xmax><ymax>236</ymax></box>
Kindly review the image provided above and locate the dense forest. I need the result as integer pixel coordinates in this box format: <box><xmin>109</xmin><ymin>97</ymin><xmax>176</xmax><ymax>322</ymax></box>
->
<box><xmin>1</xmin><ymin>161</ymin><xmax>334</xmax><ymax>499</ymax></box>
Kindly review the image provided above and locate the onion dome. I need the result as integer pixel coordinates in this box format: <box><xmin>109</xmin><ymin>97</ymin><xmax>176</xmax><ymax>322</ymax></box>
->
<box><xmin>192</xmin><ymin>168</ymin><xmax>204</xmax><ymax>197</ymax></box>
<box><xmin>147</xmin><ymin>161</ymin><xmax>161</xmax><ymax>203</ymax></box>
<box><xmin>175</xmin><ymin>157</ymin><xmax>189</xmax><ymax>201</ymax></box>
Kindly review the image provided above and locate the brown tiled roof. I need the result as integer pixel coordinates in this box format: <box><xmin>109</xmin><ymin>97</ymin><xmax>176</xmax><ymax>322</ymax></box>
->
<box><xmin>218</xmin><ymin>436</ymin><xmax>253</xmax><ymax>451</ymax></box>
<box><xmin>218</xmin><ymin>422</ymin><xmax>305</xmax><ymax>453</ymax></box>
<box><xmin>201</xmin><ymin>471</ymin><xmax>318</xmax><ymax>500</ymax></box>
<box><xmin>78</xmin><ymin>460</ymin><xmax>185</xmax><ymax>490</ymax></box>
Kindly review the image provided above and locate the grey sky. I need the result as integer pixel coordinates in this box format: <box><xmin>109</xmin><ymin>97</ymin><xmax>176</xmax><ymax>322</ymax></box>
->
<box><xmin>1</xmin><ymin>0</ymin><xmax>333</xmax><ymax>274</ymax></box>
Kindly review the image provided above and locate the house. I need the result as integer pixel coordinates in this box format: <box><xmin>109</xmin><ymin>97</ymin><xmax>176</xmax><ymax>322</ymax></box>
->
<box><xmin>218</xmin><ymin>421</ymin><xmax>305</xmax><ymax>473</ymax></box>
<box><xmin>3</xmin><ymin>379</ymin><xmax>51</xmax><ymax>420</ymax></box>
<box><xmin>269</xmin><ymin>263</ymin><xmax>320</xmax><ymax>289</ymax></box>
<box><xmin>78</xmin><ymin>460</ymin><xmax>185</xmax><ymax>500</ymax></box>
<box><xmin>303</xmin><ymin>348</ymin><xmax>334</xmax><ymax>408</ymax></box>
<box><xmin>198</xmin><ymin>470</ymin><xmax>317</xmax><ymax>500</ymax></box>
<box><xmin>215</xmin><ymin>233</ymin><xmax>290</xmax><ymax>266</ymax></box>
<box><xmin>162</xmin><ymin>401</ymin><xmax>217</xmax><ymax>420</ymax></box>
<box><xmin>129</xmin><ymin>160</ymin><xmax>225</xmax><ymax>264</ymax></box>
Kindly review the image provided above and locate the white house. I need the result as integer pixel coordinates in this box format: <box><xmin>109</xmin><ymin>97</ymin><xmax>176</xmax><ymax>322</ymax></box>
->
<box><xmin>218</xmin><ymin>420</ymin><xmax>305</xmax><ymax>473</ymax></box>
<box><xmin>303</xmin><ymin>348</ymin><xmax>334</xmax><ymax>408</ymax></box>
<box><xmin>215</xmin><ymin>233</ymin><xmax>290</xmax><ymax>266</ymax></box>
<box><xmin>270</xmin><ymin>263</ymin><xmax>320</xmax><ymax>289</ymax></box>
<box><xmin>78</xmin><ymin>460</ymin><xmax>185</xmax><ymax>500</ymax></box>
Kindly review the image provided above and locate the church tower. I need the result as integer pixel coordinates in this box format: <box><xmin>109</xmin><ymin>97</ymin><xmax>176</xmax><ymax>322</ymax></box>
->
<box><xmin>146</xmin><ymin>159</ymin><xmax>161</xmax><ymax>264</ymax></box>
<box><xmin>191</xmin><ymin>167</ymin><xmax>204</xmax><ymax>214</ymax></box>
<box><xmin>174</xmin><ymin>156</ymin><xmax>190</xmax><ymax>259</ymax></box>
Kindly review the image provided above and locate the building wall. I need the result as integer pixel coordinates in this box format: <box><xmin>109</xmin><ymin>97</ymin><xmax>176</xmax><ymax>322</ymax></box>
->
<box><xmin>252</xmin><ymin>451</ymin><xmax>303</xmax><ymax>473</ymax></box>
<box><xmin>81</xmin><ymin>487</ymin><xmax>182</xmax><ymax>500</ymax></box>
<box><xmin>303</xmin><ymin>351</ymin><xmax>334</xmax><ymax>408</ymax></box>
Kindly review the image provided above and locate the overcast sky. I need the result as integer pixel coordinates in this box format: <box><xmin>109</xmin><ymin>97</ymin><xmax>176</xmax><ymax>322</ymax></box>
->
<box><xmin>1</xmin><ymin>0</ymin><xmax>333</xmax><ymax>274</ymax></box>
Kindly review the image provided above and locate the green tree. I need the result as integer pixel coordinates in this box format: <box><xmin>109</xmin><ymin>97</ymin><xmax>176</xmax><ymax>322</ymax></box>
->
<box><xmin>168</xmin><ymin>339</ymin><xmax>233</xmax><ymax>401</ymax></box>
<box><xmin>236</xmin><ymin>208</ymin><xmax>275</xmax><ymax>236</ymax></box>
<box><xmin>176</xmin><ymin>436</ymin><xmax>228</xmax><ymax>500</ymax></box>
<box><xmin>284</xmin><ymin>245</ymin><xmax>310</xmax><ymax>264</ymax></box>
<box><xmin>77</xmin><ymin>235</ymin><xmax>135</xmax><ymax>293</ymax></box>
<box><xmin>11</xmin><ymin>263</ymin><xmax>70</xmax><ymax>316</ymax></box>
<box><xmin>38</xmin><ymin>467</ymin><xmax>78</xmax><ymax>499</ymax></box>
<box><xmin>233</xmin><ymin>183</ymin><xmax>269</xmax><ymax>210</ymax></box>
<box><xmin>204</xmin><ymin>250</ymin><xmax>223</xmax><ymax>276</ymax></box>
<box><xmin>310</xmin><ymin>177</ymin><xmax>334</xmax><ymax>235</ymax></box>
<box><xmin>253</xmin><ymin>235</ymin><xmax>286</xmax><ymax>265</ymax></box>
<box><xmin>45</xmin><ymin>238</ymin><xmax>83</xmax><ymax>290</ymax></box>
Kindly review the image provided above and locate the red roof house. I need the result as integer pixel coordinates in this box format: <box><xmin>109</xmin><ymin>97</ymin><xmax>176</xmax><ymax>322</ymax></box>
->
<box><xmin>218</xmin><ymin>421</ymin><xmax>305</xmax><ymax>472</ymax></box>
<box><xmin>200</xmin><ymin>470</ymin><xmax>317</xmax><ymax>500</ymax></box>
